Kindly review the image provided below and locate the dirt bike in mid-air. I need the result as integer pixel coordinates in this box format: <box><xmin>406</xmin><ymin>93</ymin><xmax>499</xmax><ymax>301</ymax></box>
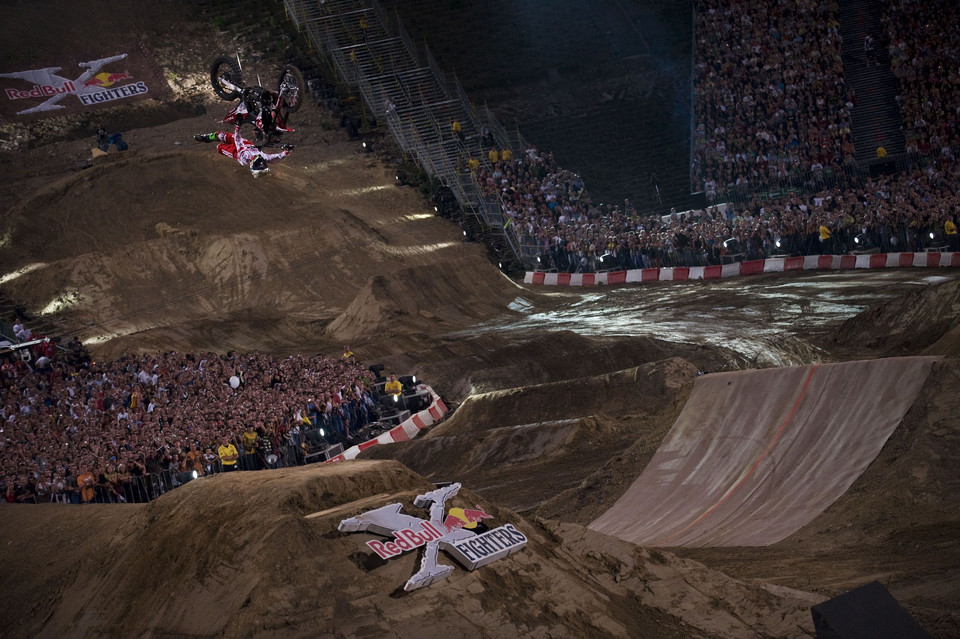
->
<box><xmin>209</xmin><ymin>55</ymin><xmax>305</xmax><ymax>145</ymax></box>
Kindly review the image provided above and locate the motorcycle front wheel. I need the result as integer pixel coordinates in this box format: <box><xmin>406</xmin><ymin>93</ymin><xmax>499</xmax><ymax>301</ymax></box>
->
<box><xmin>276</xmin><ymin>65</ymin><xmax>305</xmax><ymax>113</ymax></box>
<box><xmin>210</xmin><ymin>56</ymin><xmax>243</xmax><ymax>101</ymax></box>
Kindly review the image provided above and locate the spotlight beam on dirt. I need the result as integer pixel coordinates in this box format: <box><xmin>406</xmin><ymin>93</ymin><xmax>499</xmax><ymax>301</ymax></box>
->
<box><xmin>41</xmin><ymin>291</ymin><xmax>83</xmax><ymax>315</ymax></box>
<box><xmin>0</xmin><ymin>262</ymin><xmax>47</xmax><ymax>285</ymax></box>
<box><xmin>376</xmin><ymin>213</ymin><xmax>434</xmax><ymax>226</ymax></box>
<box><xmin>302</xmin><ymin>158</ymin><xmax>349</xmax><ymax>174</ymax></box>
<box><xmin>331</xmin><ymin>185</ymin><xmax>392</xmax><ymax>196</ymax></box>
<box><xmin>380</xmin><ymin>241</ymin><xmax>459</xmax><ymax>256</ymax></box>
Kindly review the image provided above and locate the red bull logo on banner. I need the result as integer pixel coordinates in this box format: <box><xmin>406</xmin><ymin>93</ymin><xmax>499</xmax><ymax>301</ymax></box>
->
<box><xmin>84</xmin><ymin>71</ymin><xmax>133</xmax><ymax>88</ymax></box>
<box><xmin>0</xmin><ymin>54</ymin><xmax>149</xmax><ymax>115</ymax></box>
<box><xmin>339</xmin><ymin>483</ymin><xmax>527</xmax><ymax>591</ymax></box>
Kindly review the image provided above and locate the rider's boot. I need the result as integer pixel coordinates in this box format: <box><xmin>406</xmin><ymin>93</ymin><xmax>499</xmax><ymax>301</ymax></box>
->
<box><xmin>194</xmin><ymin>133</ymin><xmax>217</xmax><ymax>143</ymax></box>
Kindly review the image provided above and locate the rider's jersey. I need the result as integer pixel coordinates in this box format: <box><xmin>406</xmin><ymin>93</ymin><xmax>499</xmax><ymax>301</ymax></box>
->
<box><xmin>216</xmin><ymin>131</ymin><xmax>260</xmax><ymax>167</ymax></box>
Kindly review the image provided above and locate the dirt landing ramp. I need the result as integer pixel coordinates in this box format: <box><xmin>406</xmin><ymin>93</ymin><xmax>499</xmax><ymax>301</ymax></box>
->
<box><xmin>589</xmin><ymin>357</ymin><xmax>938</xmax><ymax>547</ymax></box>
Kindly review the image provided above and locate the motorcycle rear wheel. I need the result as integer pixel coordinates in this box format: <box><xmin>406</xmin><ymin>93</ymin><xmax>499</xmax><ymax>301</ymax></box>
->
<box><xmin>210</xmin><ymin>56</ymin><xmax>243</xmax><ymax>101</ymax></box>
<box><xmin>276</xmin><ymin>65</ymin><xmax>305</xmax><ymax>113</ymax></box>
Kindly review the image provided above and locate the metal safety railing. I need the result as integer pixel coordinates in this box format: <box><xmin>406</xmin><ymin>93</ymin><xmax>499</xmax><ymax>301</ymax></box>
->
<box><xmin>16</xmin><ymin>432</ymin><xmax>347</xmax><ymax>505</ymax></box>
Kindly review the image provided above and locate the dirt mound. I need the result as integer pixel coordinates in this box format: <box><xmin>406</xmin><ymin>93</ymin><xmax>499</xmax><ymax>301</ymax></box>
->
<box><xmin>0</xmin><ymin>459</ymin><xmax>831</xmax><ymax>639</ymax></box>
<box><xmin>325</xmin><ymin>261</ymin><xmax>520</xmax><ymax>342</ymax></box>
<box><xmin>832</xmin><ymin>277</ymin><xmax>960</xmax><ymax>357</ymax></box>
<box><xmin>363</xmin><ymin>359</ymin><xmax>698</xmax><ymax>513</ymax></box>
<box><xmin>0</xmin><ymin>134</ymin><xmax>510</xmax><ymax>357</ymax></box>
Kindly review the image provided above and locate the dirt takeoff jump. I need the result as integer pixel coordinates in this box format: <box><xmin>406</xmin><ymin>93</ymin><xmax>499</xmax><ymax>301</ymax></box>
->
<box><xmin>589</xmin><ymin>357</ymin><xmax>938</xmax><ymax>547</ymax></box>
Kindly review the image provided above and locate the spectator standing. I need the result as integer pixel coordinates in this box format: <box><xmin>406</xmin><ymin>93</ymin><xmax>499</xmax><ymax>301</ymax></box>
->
<box><xmin>218</xmin><ymin>438</ymin><xmax>239</xmax><ymax>472</ymax></box>
<box><xmin>864</xmin><ymin>35</ymin><xmax>877</xmax><ymax>67</ymax></box>
<box><xmin>384</xmin><ymin>374</ymin><xmax>402</xmax><ymax>397</ymax></box>
<box><xmin>242</xmin><ymin>425</ymin><xmax>259</xmax><ymax>470</ymax></box>
<box><xmin>184</xmin><ymin>442</ymin><xmax>204</xmax><ymax>477</ymax></box>
<box><xmin>77</xmin><ymin>466</ymin><xmax>97</xmax><ymax>503</ymax></box>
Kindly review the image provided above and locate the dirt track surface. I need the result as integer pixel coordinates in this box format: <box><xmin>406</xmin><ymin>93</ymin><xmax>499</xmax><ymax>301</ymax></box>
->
<box><xmin>1</xmin><ymin>2</ymin><xmax>959</xmax><ymax>637</ymax></box>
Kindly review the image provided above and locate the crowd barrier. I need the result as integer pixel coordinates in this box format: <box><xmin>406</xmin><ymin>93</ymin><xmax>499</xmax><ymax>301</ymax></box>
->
<box><xmin>524</xmin><ymin>252</ymin><xmax>960</xmax><ymax>286</ymax></box>
<box><xmin>327</xmin><ymin>384</ymin><xmax>449</xmax><ymax>462</ymax></box>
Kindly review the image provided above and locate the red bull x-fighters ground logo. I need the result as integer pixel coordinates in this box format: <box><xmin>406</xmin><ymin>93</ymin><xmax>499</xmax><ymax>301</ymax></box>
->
<box><xmin>0</xmin><ymin>53</ymin><xmax>148</xmax><ymax>116</ymax></box>
<box><xmin>339</xmin><ymin>483</ymin><xmax>527</xmax><ymax>591</ymax></box>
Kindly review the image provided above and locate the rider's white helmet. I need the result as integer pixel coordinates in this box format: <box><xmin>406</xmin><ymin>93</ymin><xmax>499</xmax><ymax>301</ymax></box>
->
<box><xmin>250</xmin><ymin>156</ymin><xmax>270</xmax><ymax>177</ymax></box>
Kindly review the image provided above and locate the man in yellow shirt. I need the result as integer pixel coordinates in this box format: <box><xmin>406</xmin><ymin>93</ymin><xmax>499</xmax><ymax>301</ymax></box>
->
<box><xmin>819</xmin><ymin>223</ymin><xmax>833</xmax><ymax>255</ymax></box>
<box><xmin>242</xmin><ymin>425</ymin><xmax>259</xmax><ymax>470</ymax></box>
<box><xmin>946</xmin><ymin>217</ymin><xmax>958</xmax><ymax>251</ymax></box>
<box><xmin>384</xmin><ymin>373</ymin><xmax>403</xmax><ymax>397</ymax></box>
<box><xmin>218</xmin><ymin>439</ymin><xmax>239</xmax><ymax>472</ymax></box>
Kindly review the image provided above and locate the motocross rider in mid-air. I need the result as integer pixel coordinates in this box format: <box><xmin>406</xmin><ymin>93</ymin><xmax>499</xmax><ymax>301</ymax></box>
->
<box><xmin>194</xmin><ymin>125</ymin><xmax>292</xmax><ymax>177</ymax></box>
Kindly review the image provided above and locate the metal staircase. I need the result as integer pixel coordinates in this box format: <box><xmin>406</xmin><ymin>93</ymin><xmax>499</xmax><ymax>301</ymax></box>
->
<box><xmin>839</xmin><ymin>0</ymin><xmax>905</xmax><ymax>166</ymax></box>
<box><xmin>284</xmin><ymin>0</ymin><xmax>526</xmax><ymax>268</ymax></box>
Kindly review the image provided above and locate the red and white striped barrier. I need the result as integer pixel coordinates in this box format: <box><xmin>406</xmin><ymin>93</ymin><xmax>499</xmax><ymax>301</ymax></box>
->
<box><xmin>524</xmin><ymin>252</ymin><xmax>960</xmax><ymax>286</ymax></box>
<box><xmin>326</xmin><ymin>385</ymin><xmax>449</xmax><ymax>462</ymax></box>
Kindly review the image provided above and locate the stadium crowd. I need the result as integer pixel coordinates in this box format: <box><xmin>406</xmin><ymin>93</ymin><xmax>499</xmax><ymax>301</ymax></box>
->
<box><xmin>1</xmin><ymin>334</ymin><xmax>382</xmax><ymax>504</ymax></box>
<box><xmin>691</xmin><ymin>0</ymin><xmax>853</xmax><ymax>199</ymax></box>
<box><xmin>481</xmin><ymin>140</ymin><xmax>959</xmax><ymax>272</ymax></box>
<box><xmin>883</xmin><ymin>0</ymin><xmax>960</xmax><ymax>162</ymax></box>
<box><xmin>468</xmin><ymin>0</ymin><xmax>960</xmax><ymax>273</ymax></box>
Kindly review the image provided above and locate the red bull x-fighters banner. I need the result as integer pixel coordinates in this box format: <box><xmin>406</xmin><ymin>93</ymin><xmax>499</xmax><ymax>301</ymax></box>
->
<box><xmin>0</xmin><ymin>49</ymin><xmax>161</xmax><ymax>119</ymax></box>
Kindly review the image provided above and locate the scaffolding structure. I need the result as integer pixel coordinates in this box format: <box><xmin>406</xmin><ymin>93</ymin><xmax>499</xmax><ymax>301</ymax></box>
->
<box><xmin>284</xmin><ymin>0</ymin><xmax>530</xmax><ymax>267</ymax></box>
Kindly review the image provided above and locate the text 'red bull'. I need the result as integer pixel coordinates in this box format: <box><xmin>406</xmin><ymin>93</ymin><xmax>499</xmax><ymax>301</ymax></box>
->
<box><xmin>366</xmin><ymin>521</ymin><xmax>445</xmax><ymax>559</ymax></box>
<box><xmin>5</xmin><ymin>81</ymin><xmax>77</xmax><ymax>100</ymax></box>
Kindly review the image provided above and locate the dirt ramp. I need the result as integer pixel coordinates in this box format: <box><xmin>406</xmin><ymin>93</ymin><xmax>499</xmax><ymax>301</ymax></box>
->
<box><xmin>672</xmin><ymin>356</ymin><xmax>960</xmax><ymax>635</ymax></box>
<box><xmin>589</xmin><ymin>357</ymin><xmax>938</xmax><ymax>547</ymax></box>
<box><xmin>430</xmin><ymin>357</ymin><xmax>698</xmax><ymax>436</ymax></box>
<box><xmin>832</xmin><ymin>277</ymin><xmax>960</xmax><ymax>356</ymax></box>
